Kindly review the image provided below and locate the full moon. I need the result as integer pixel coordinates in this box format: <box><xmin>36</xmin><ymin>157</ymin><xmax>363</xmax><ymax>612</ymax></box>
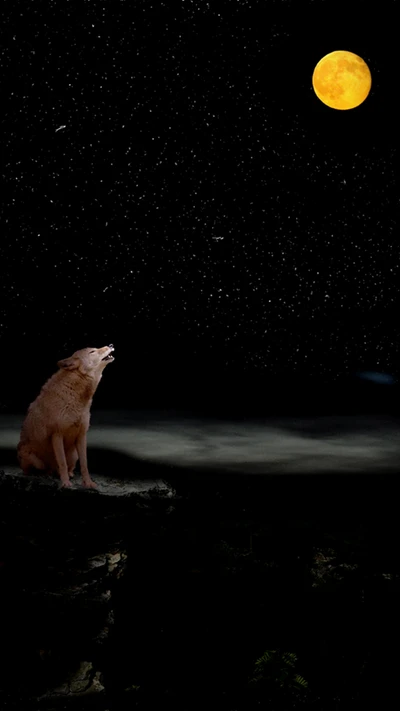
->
<box><xmin>312</xmin><ymin>50</ymin><xmax>372</xmax><ymax>110</ymax></box>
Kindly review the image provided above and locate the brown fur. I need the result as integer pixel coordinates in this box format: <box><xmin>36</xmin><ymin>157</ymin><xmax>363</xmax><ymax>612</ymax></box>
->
<box><xmin>17</xmin><ymin>345</ymin><xmax>115</xmax><ymax>489</ymax></box>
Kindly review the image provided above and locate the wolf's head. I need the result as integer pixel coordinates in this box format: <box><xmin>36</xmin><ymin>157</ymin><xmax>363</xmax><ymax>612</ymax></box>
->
<box><xmin>57</xmin><ymin>345</ymin><xmax>115</xmax><ymax>377</ymax></box>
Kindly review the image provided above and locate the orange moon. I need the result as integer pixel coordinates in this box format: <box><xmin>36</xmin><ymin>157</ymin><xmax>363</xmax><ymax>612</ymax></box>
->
<box><xmin>312</xmin><ymin>50</ymin><xmax>372</xmax><ymax>110</ymax></box>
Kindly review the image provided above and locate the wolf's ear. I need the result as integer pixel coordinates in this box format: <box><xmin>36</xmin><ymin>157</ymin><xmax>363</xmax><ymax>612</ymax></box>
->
<box><xmin>57</xmin><ymin>357</ymin><xmax>78</xmax><ymax>370</ymax></box>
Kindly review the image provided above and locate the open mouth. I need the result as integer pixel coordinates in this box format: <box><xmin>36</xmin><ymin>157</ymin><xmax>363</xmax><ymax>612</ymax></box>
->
<box><xmin>102</xmin><ymin>346</ymin><xmax>115</xmax><ymax>362</ymax></box>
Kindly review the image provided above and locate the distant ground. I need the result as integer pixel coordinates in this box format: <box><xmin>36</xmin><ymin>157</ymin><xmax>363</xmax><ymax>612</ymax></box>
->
<box><xmin>1</xmin><ymin>411</ymin><xmax>400</xmax><ymax>475</ymax></box>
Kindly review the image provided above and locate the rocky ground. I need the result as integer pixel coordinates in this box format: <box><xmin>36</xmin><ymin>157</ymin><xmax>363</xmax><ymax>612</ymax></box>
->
<box><xmin>0</xmin><ymin>468</ymin><xmax>174</xmax><ymax>709</ymax></box>
<box><xmin>1</xmin><ymin>465</ymin><xmax>400</xmax><ymax>710</ymax></box>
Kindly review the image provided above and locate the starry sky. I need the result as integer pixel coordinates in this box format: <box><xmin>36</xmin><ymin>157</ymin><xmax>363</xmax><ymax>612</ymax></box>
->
<box><xmin>1</xmin><ymin>0</ymin><xmax>398</xmax><ymax>412</ymax></box>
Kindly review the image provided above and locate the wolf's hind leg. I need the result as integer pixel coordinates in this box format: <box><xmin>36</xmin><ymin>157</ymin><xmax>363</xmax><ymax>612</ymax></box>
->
<box><xmin>18</xmin><ymin>449</ymin><xmax>47</xmax><ymax>475</ymax></box>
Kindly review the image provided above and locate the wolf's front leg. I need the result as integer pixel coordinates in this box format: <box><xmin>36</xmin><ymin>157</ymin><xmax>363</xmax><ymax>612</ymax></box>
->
<box><xmin>51</xmin><ymin>432</ymin><xmax>72</xmax><ymax>488</ymax></box>
<box><xmin>76</xmin><ymin>430</ymin><xmax>97</xmax><ymax>489</ymax></box>
<box><xmin>66</xmin><ymin>446</ymin><xmax>78</xmax><ymax>479</ymax></box>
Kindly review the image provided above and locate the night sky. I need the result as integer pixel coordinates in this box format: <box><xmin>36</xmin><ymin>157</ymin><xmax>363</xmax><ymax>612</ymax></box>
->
<box><xmin>1</xmin><ymin>0</ymin><xmax>398</xmax><ymax>413</ymax></box>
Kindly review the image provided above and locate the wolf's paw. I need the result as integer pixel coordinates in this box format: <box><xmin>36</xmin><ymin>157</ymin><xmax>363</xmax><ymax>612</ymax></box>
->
<box><xmin>60</xmin><ymin>479</ymin><xmax>72</xmax><ymax>489</ymax></box>
<box><xmin>82</xmin><ymin>478</ymin><xmax>98</xmax><ymax>490</ymax></box>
